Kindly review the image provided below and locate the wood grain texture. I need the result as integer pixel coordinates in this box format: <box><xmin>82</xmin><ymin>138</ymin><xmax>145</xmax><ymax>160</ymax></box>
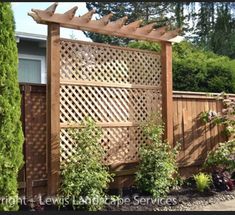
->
<box><xmin>161</xmin><ymin>42</ymin><xmax>173</xmax><ymax>146</ymax></box>
<box><xmin>47</xmin><ymin>24</ymin><xmax>60</xmax><ymax>195</ymax></box>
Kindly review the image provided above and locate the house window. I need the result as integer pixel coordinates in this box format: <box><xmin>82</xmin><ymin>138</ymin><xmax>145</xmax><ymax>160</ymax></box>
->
<box><xmin>18</xmin><ymin>54</ymin><xmax>46</xmax><ymax>84</ymax></box>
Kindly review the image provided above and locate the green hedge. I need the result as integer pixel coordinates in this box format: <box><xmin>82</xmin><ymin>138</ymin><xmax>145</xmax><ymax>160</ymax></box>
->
<box><xmin>0</xmin><ymin>3</ymin><xmax>24</xmax><ymax>211</ymax></box>
<box><xmin>128</xmin><ymin>40</ymin><xmax>235</xmax><ymax>93</ymax></box>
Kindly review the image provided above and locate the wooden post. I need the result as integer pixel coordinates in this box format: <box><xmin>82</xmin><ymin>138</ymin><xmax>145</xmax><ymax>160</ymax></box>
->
<box><xmin>47</xmin><ymin>23</ymin><xmax>60</xmax><ymax>196</ymax></box>
<box><xmin>161</xmin><ymin>42</ymin><xmax>173</xmax><ymax>146</ymax></box>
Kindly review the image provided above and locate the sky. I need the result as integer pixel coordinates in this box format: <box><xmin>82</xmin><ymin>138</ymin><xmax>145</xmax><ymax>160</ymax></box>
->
<box><xmin>12</xmin><ymin>2</ymin><xmax>91</xmax><ymax>41</ymax></box>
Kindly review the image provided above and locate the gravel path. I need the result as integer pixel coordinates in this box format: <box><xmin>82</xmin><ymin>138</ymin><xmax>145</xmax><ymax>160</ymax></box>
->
<box><xmin>105</xmin><ymin>189</ymin><xmax>235</xmax><ymax>211</ymax></box>
<box><xmin>154</xmin><ymin>190</ymin><xmax>235</xmax><ymax>211</ymax></box>
<box><xmin>195</xmin><ymin>199</ymin><xmax>235</xmax><ymax>211</ymax></box>
<box><xmin>154</xmin><ymin>189</ymin><xmax>235</xmax><ymax>211</ymax></box>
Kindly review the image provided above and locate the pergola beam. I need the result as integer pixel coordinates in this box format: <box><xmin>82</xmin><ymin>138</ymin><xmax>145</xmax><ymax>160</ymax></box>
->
<box><xmin>28</xmin><ymin>2</ymin><xmax>181</xmax><ymax>43</ymax></box>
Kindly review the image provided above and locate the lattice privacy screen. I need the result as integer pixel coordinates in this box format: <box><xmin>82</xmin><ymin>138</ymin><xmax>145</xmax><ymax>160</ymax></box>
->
<box><xmin>60</xmin><ymin>39</ymin><xmax>162</xmax><ymax>165</ymax></box>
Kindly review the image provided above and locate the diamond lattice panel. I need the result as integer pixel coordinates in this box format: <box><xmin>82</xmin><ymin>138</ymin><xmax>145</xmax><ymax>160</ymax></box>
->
<box><xmin>60</xmin><ymin>127</ymin><xmax>148</xmax><ymax>164</ymax></box>
<box><xmin>59</xmin><ymin>39</ymin><xmax>162</xmax><ymax>165</ymax></box>
<box><xmin>60</xmin><ymin>40</ymin><xmax>161</xmax><ymax>86</ymax></box>
<box><xmin>60</xmin><ymin>85</ymin><xmax>161</xmax><ymax>124</ymax></box>
<box><xmin>25</xmin><ymin>90</ymin><xmax>47</xmax><ymax>182</ymax></box>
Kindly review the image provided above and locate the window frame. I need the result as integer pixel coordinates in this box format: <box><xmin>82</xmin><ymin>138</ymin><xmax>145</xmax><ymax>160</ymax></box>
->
<box><xmin>18</xmin><ymin>53</ymin><xmax>46</xmax><ymax>84</ymax></box>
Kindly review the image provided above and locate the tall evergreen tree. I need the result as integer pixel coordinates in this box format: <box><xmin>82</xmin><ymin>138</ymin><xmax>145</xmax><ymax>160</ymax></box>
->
<box><xmin>0</xmin><ymin>3</ymin><xmax>24</xmax><ymax>211</ymax></box>
<box><xmin>174</xmin><ymin>2</ymin><xmax>185</xmax><ymax>28</ymax></box>
<box><xmin>194</xmin><ymin>2</ymin><xmax>216</xmax><ymax>49</ymax></box>
<box><xmin>85</xmin><ymin>2</ymin><xmax>235</xmax><ymax>59</ymax></box>
<box><xmin>210</xmin><ymin>3</ymin><xmax>235</xmax><ymax>58</ymax></box>
<box><xmin>85</xmin><ymin>2</ymin><xmax>173</xmax><ymax>45</ymax></box>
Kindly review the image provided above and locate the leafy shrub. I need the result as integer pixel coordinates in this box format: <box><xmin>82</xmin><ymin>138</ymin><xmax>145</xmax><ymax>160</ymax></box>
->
<box><xmin>0</xmin><ymin>3</ymin><xmax>24</xmax><ymax>211</ymax></box>
<box><xmin>128</xmin><ymin>40</ymin><xmax>235</xmax><ymax>93</ymax></box>
<box><xmin>200</xmin><ymin>94</ymin><xmax>235</xmax><ymax>138</ymax></box>
<box><xmin>59</xmin><ymin>118</ymin><xmax>114</xmax><ymax>211</ymax></box>
<box><xmin>128</xmin><ymin>40</ymin><xmax>161</xmax><ymax>52</ymax></box>
<box><xmin>204</xmin><ymin>140</ymin><xmax>235</xmax><ymax>172</ymax></box>
<box><xmin>135</xmin><ymin>115</ymin><xmax>179</xmax><ymax>198</ymax></box>
<box><xmin>200</xmin><ymin>110</ymin><xmax>220</xmax><ymax>125</ymax></box>
<box><xmin>193</xmin><ymin>172</ymin><xmax>212</xmax><ymax>192</ymax></box>
<box><xmin>173</xmin><ymin>42</ymin><xmax>235</xmax><ymax>93</ymax></box>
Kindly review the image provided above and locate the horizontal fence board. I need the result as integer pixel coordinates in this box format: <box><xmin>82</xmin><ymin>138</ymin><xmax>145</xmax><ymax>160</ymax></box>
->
<box><xmin>61</xmin><ymin>122</ymin><xmax>140</xmax><ymax>128</ymax></box>
<box><xmin>60</xmin><ymin>79</ymin><xmax>161</xmax><ymax>90</ymax></box>
<box><xmin>61</xmin><ymin>38</ymin><xmax>161</xmax><ymax>55</ymax></box>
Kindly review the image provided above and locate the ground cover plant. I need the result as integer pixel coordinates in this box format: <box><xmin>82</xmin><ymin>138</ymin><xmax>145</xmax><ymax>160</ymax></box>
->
<box><xmin>0</xmin><ymin>2</ymin><xmax>24</xmax><ymax>211</ymax></box>
<box><xmin>194</xmin><ymin>172</ymin><xmax>212</xmax><ymax>192</ymax></box>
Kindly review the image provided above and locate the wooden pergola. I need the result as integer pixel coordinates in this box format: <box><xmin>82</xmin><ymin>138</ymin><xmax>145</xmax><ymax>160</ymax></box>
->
<box><xmin>29</xmin><ymin>2</ymin><xmax>181</xmax><ymax>196</ymax></box>
<box><xmin>29</xmin><ymin>3</ymin><xmax>180</xmax><ymax>42</ymax></box>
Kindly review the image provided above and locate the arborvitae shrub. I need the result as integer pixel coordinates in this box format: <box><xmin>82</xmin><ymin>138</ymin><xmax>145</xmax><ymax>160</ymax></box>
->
<box><xmin>0</xmin><ymin>3</ymin><xmax>24</xmax><ymax>211</ymax></box>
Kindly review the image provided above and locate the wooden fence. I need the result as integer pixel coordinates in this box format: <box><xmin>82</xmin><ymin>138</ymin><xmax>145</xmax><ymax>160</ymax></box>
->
<box><xmin>173</xmin><ymin>91</ymin><xmax>230</xmax><ymax>176</ymax></box>
<box><xmin>18</xmin><ymin>83</ymin><xmax>233</xmax><ymax>197</ymax></box>
<box><xmin>18</xmin><ymin>84</ymin><xmax>47</xmax><ymax>198</ymax></box>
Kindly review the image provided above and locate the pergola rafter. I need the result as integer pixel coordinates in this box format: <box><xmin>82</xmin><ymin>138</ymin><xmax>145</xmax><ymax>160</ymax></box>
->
<box><xmin>28</xmin><ymin>2</ymin><xmax>181</xmax><ymax>43</ymax></box>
